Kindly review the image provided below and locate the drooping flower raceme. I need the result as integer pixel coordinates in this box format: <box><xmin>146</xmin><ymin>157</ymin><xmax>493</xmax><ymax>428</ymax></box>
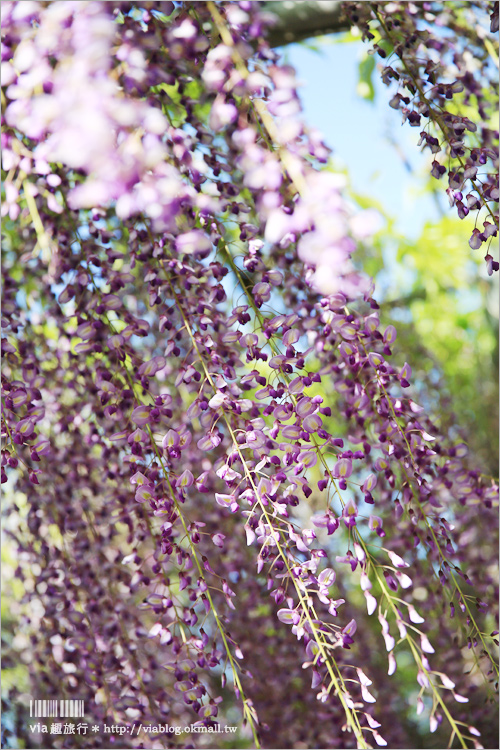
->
<box><xmin>1</xmin><ymin>3</ymin><xmax>498</xmax><ymax>749</ymax></box>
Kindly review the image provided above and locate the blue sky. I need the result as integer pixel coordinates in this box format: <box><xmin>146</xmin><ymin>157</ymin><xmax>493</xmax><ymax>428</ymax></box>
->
<box><xmin>281</xmin><ymin>38</ymin><xmax>442</xmax><ymax>238</ymax></box>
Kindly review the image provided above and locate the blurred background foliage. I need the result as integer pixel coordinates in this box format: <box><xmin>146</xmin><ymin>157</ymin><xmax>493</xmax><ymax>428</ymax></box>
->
<box><xmin>353</xmin><ymin>188</ymin><xmax>498</xmax><ymax>477</ymax></box>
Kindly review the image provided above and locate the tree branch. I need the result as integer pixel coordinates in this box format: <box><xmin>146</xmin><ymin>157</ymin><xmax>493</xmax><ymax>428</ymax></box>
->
<box><xmin>262</xmin><ymin>0</ymin><xmax>350</xmax><ymax>47</ymax></box>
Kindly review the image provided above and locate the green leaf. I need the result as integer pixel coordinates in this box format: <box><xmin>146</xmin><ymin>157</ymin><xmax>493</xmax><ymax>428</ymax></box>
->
<box><xmin>357</xmin><ymin>53</ymin><xmax>376</xmax><ymax>102</ymax></box>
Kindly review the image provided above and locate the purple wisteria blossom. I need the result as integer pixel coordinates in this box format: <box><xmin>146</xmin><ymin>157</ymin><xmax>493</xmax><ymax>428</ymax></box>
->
<box><xmin>1</xmin><ymin>2</ymin><xmax>498</xmax><ymax>749</ymax></box>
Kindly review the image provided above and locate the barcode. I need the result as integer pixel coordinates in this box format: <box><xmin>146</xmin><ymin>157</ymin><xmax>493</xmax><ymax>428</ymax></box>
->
<box><xmin>29</xmin><ymin>700</ymin><xmax>85</xmax><ymax>718</ymax></box>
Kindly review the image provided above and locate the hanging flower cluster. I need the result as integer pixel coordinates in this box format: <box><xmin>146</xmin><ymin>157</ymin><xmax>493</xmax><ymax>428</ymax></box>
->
<box><xmin>1</xmin><ymin>2</ymin><xmax>498</xmax><ymax>749</ymax></box>
<box><xmin>345</xmin><ymin>1</ymin><xmax>499</xmax><ymax>273</ymax></box>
